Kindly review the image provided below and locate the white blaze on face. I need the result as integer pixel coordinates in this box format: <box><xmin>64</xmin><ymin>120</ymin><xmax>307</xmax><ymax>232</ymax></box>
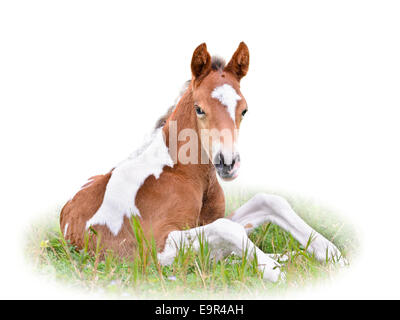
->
<box><xmin>211</xmin><ymin>84</ymin><xmax>241</xmax><ymax>124</ymax></box>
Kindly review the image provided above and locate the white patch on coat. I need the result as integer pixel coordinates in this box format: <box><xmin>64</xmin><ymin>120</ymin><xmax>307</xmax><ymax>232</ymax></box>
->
<box><xmin>86</xmin><ymin>128</ymin><xmax>174</xmax><ymax>236</ymax></box>
<box><xmin>64</xmin><ymin>223</ymin><xmax>69</xmax><ymax>237</ymax></box>
<box><xmin>211</xmin><ymin>84</ymin><xmax>241</xmax><ymax>123</ymax></box>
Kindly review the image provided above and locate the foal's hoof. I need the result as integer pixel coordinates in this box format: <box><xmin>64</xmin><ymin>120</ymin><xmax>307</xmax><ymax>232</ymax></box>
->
<box><xmin>309</xmin><ymin>234</ymin><xmax>348</xmax><ymax>267</ymax></box>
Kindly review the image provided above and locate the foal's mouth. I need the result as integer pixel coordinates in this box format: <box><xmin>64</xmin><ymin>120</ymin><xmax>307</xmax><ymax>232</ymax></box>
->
<box><xmin>216</xmin><ymin>168</ymin><xmax>240</xmax><ymax>181</ymax></box>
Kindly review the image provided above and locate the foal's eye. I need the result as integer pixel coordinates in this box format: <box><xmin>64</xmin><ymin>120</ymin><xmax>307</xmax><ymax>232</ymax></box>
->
<box><xmin>241</xmin><ymin>109</ymin><xmax>248</xmax><ymax>117</ymax></box>
<box><xmin>194</xmin><ymin>105</ymin><xmax>205</xmax><ymax>116</ymax></box>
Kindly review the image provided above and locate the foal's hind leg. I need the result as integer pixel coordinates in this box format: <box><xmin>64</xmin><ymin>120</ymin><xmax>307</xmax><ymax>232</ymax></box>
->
<box><xmin>228</xmin><ymin>193</ymin><xmax>346</xmax><ymax>264</ymax></box>
<box><xmin>157</xmin><ymin>218</ymin><xmax>282</xmax><ymax>282</ymax></box>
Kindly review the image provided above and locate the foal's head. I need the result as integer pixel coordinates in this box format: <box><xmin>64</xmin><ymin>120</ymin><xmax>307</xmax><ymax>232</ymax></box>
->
<box><xmin>190</xmin><ymin>42</ymin><xmax>249</xmax><ymax>181</ymax></box>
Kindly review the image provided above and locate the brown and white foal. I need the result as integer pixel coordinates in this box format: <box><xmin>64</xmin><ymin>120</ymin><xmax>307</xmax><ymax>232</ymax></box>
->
<box><xmin>60</xmin><ymin>42</ymin><xmax>344</xmax><ymax>282</ymax></box>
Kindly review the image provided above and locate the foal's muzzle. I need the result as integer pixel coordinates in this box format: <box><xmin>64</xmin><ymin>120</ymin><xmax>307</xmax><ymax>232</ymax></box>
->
<box><xmin>213</xmin><ymin>152</ymin><xmax>241</xmax><ymax>181</ymax></box>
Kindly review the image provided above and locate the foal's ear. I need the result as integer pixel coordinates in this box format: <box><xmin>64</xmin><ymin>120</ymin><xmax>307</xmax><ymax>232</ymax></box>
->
<box><xmin>225</xmin><ymin>42</ymin><xmax>250</xmax><ymax>81</ymax></box>
<box><xmin>191</xmin><ymin>43</ymin><xmax>212</xmax><ymax>81</ymax></box>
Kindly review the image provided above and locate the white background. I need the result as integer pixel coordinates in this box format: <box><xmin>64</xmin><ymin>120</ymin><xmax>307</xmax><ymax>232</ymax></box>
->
<box><xmin>1</xmin><ymin>1</ymin><xmax>399</xmax><ymax>299</ymax></box>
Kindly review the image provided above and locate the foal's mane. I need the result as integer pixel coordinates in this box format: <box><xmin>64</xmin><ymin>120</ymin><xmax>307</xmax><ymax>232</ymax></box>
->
<box><xmin>154</xmin><ymin>56</ymin><xmax>226</xmax><ymax>129</ymax></box>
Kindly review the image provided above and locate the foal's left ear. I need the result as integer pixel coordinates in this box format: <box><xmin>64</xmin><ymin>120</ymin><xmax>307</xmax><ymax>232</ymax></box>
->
<box><xmin>225</xmin><ymin>42</ymin><xmax>250</xmax><ymax>81</ymax></box>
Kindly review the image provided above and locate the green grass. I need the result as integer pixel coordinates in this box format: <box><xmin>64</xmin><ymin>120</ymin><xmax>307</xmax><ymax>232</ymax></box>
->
<box><xmin>24</xmin><ymin>188</ymin><xmax>359</xmax><ymax>299</ymax></box>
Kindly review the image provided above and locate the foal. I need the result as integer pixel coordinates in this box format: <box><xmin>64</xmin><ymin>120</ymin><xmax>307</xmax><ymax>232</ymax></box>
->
<box><xmin>60</xmin><ymin>42</ymin><xmax>344</xmax><ymax>282</ymax></box>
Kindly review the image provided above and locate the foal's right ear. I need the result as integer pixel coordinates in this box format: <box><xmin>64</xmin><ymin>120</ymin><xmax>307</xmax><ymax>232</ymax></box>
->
<box><xmin>191</xmin><ymin>43</ymin><xmax>212</xmax><ymax>81</ymax></box>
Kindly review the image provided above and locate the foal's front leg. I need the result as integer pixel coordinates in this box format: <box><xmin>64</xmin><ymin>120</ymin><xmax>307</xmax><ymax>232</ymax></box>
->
<box><xmin>229</xmin><ymin>193</ymin><xmax>346</xmax><ymax>264</ymax></box>
<box><xmin>157</xmin><ymin>218</ymin><xmax>282</xmax><ymax>282</ymax></box>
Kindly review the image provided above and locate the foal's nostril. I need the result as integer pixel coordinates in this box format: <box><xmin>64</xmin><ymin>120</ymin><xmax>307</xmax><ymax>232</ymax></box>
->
<box><xmin>230</xmin><ymin>157</ymin><xmax>236</xmax><ymax>168</ymax></box>
<box><xmin>216</xmin><ymin>153</ymin><xmax>224</xmax><ymax>166</ymax></box>
<box><xmin>214</xmin><ymin>153</ymin><xmax>225</xmax><ymax>170</ymax></box>
<box><xmin>214</xmin><ymin>153</ymin><xmax>239</xmax><ymax>173</ymax></box>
